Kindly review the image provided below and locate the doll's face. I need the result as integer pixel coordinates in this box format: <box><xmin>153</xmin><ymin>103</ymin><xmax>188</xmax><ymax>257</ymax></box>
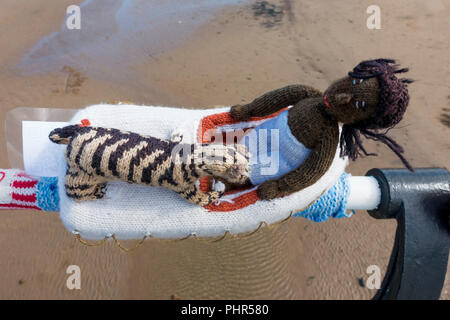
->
<box><xmin>323</xmin><ymin>76</ymin><xmax>380</xmax><ymax>124</ymax></box>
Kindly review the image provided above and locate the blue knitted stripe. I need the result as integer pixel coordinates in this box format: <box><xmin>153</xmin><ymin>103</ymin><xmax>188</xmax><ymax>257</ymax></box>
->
<box><xmin>293</xmin><ymin>173</ymin><xmax>353</xmax><ymax>222</ymax></box>
<box><xmin>36</xmin><ymin>177</ymin><xmax>60</xmax><ymax>212</ymax></box>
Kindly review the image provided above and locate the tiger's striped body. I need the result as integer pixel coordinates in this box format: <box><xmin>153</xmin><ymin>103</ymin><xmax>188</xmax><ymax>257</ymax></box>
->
<box><xmin>49</xmin><ymin>125</ymin><xmax>249</xmax><ymax>206</ymax></box>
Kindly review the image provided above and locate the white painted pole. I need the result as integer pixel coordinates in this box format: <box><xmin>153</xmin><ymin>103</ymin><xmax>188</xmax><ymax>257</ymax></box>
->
<box><xmin>347</xmin><ymin>176</ymin><xmax>381</xmax><ymax>210</ymax></box>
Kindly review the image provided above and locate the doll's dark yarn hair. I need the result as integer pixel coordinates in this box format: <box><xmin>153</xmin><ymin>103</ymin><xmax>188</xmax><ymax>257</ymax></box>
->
<box><xmin>340</xmin><ymin>58</ymin><xmax>414</xmax><ymax>171</ymax></box>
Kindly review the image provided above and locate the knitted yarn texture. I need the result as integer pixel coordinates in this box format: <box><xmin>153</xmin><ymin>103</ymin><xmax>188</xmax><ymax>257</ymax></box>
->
<box><xmin>49</xmin><ymin>125</ymin><xmax>249</xmax><ymax>206</ymax></box>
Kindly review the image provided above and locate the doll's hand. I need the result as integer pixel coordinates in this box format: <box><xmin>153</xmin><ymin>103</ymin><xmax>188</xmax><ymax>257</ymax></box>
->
<box><xmin>257</xmin><ymin>180</ymin><xmax>282</xmax><ymax>200</ymax></box>
<box><xmin>230</xmin><ymin>104</ymin><xmax>251</xmax><ymax>121</ymax></box>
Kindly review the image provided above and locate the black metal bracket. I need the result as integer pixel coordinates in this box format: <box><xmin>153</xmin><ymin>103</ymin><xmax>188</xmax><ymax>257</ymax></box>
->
<box><xmin>366</xmin><ymin>168</ymin><xmax>450</xmax><ymax>300</ymax></box>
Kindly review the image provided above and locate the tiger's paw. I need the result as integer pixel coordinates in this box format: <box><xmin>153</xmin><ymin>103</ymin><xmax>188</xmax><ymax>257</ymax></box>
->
<box><xmin>224</xmin><ymin>162</ymin><xmax>250</xmax><ymax>184</ymax></box>
<box><xmin>222</xmin><ymin>144</ymin><xmax>250</xmax><ymax>184</ymax></box>
<box><xmin>200</xmin><ymin>143</ymin><xmax>248</xmax><ymax>173</ymax></box>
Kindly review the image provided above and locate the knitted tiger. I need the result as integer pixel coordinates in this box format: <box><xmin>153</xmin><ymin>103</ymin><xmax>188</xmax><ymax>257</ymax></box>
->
<box><xmin>49</xmin><ymin>125</ymin><xmax>249</xmax><ymax>206</ymax></box>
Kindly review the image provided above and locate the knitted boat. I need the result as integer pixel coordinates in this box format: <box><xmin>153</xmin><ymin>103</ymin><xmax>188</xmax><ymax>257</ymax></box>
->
<box><xmin>36</xmin><ymin>103</ymin><xmax>346</xmax><ymax>240</ymax></box>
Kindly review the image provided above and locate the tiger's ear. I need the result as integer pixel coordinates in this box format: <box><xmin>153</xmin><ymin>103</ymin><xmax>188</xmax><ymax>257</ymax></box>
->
<box><xmin>335</xmin><ymin>93</ymin><xmax>352</xmax><ymax>105</ymax></box>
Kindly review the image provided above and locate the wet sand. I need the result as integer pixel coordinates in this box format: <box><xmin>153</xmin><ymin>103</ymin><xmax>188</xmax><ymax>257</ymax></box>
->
<box><xmin>0</xmin><ymin>0</ymin><xmax>448</xmax><ymax>299</ymax></box>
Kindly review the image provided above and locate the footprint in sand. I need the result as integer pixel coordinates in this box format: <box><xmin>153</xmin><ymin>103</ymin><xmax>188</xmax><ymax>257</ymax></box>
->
<box><xmin>440</xmin><ymin>108</ymin><xmax>450</xmax><ymax>128</ymax></box>
<box><xmin>440</xmin><ymin>96</ymin><xmax>450</xmax><ymax>128</ymax></box>
<box><xmin>62</xmin><ymin>65</ymin><xmax>86</xmax><ymax>94</ymax></box>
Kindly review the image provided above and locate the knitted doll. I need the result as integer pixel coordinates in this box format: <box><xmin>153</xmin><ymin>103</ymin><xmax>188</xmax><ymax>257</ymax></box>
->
<box><xmin>230</xmin><ymin>59</ymin><xmax>413</xmax><ymax>200</ymax></box>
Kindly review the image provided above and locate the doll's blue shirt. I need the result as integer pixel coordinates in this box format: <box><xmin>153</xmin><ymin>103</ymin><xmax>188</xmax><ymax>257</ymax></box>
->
<box><xmin>239</xmin><ymin>109</ymin><xmax>312</xmax><ymax>185</ymax></box>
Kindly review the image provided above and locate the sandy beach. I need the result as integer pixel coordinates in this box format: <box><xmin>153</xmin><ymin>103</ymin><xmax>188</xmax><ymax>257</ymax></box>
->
<box><xmin>0</xmin><ymin>0</ymin><xmax>448</xmax><ymax>299</ymax></box>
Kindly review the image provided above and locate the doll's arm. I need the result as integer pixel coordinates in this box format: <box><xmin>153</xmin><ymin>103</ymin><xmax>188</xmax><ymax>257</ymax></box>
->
<box><xmin>231</xmin><ymin>85</ymin><xmax>322</xmax><ymax>121</ymax></box>
<box><xmin>257</xmin><ymin>124</ymin><xmax>339</xmax><ymax>200</ymax></box>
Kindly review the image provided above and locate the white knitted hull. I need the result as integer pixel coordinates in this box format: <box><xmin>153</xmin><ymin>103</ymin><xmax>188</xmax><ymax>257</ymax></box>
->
<box><xmin>57</xmin><ymin>104</ymin><xmax>348</xmax><ymax>239</ymax></box>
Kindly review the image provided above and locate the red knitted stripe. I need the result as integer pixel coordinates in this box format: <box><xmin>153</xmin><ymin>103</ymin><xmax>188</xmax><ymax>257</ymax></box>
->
<box><xmin>199</xmin><ymin>176</ymin><xmax>211</xmax><ymax>193</ymax></box>
<box><xmin>16</xmin><ymin>172</ymin><xmax>33</xmax><ymax>179</ymax></box>
<box><xmin>204</xmin><ymin>190</ymin><xmax>259</xmax><ymax>212</ymax></box>
<box><xmin>12</xmin><ymin>193</ymin><xmax>37</xmax><ymax>203</ymax></box>
<box><xmin>12</xmin><ymin>180</ymin><xmax>37</xmax><ymax>189</ymax></box>
<box><xmin>0</xmin><ymin>203</ymin><xmax>40</xmax><ymax>210</ymax></box>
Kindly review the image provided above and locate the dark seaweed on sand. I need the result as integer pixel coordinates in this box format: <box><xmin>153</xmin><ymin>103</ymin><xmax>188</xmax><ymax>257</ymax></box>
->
<box><xmin>252</xmin><ymin>1</ymin><xmax>284</xmax><ymax>28</ymax></box>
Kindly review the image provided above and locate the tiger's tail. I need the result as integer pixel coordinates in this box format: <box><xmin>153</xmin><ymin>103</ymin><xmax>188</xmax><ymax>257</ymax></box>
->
<box><xmin>48</xmin><ymin>125</ymin><xmax>81</xmax><ymax>145</ymax></box>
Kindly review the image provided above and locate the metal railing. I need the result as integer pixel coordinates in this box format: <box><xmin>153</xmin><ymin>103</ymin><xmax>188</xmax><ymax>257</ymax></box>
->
<box><xmin>366</xmin><ymin>168</ymin><xmax>450</xmax><ymax>300</ymax></box>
